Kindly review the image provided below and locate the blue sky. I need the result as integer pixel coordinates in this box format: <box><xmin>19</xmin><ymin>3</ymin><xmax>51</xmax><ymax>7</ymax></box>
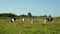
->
<box><xmin>0</xmin><ymin>0</ymin><xmax>60</xmax><ymax>17</ymax></box>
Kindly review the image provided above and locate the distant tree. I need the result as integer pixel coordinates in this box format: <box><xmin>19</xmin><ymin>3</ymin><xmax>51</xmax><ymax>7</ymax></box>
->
<box><xmin>28</xmin><ymin>12</ymin><xmax>32</xmax><ymax>17</ymax></box>
<box><xmin>7</xmin><ymin>13</ymin><xmax>17</xmax><ymax>17</ymax></box>
<box><xmin>49</xmin><ymin>15</ymin><xmax>51</xmax><ymax>17</ymax></box>
<box><xmin>0</xmin><ymin>13</ymin><xmax>17</xmax><ymax>17</ymax></box>
<box><xmin>20</xmin><ymin>14</ymin><xmax>27</xmax><ymax>17</ymax></box>
<box><xmin>44</xmin><ymin>15</ymin><xmax>47</xmax><ymax>17</ymax></box>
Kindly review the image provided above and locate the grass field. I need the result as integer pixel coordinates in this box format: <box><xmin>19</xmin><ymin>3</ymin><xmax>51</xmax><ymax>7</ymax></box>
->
<box><xmin>0</xmin><ymin>17</ymin><xmax>60</xmax><ymax>34</ymax></box>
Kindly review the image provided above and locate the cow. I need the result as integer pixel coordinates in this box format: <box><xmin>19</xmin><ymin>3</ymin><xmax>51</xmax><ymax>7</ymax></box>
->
<box><xmin>46</xmin><ymin>16</ymin><xmax>53</xmax><ymax>22</ymax></box>
<box><xmin>44</xmin><ymin>15</ymin><xmax>53</xmax><ymax>24</ymax></box>
<box><xmin>22</xmin><ymin>18</ymin><xmax>25</xmax><ymax>21</ymax></box>
<box><xmin>31</xmin><ymin>19</ymin><xmax>37</xmax><ymax>24</ymax></box>
<box><xmin>10</xmin><ymin>17</ymin><xmax>16</xmax><ymax>23</ymax></box>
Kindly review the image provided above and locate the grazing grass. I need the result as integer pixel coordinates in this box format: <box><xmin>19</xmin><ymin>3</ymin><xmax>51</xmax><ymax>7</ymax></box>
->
<box><xmin>0</xmin><ymin>17</ymin><xmax>60</xmax><ymax>34</ymax></box>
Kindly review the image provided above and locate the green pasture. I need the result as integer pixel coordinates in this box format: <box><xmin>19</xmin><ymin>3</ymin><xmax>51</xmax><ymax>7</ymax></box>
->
<box><xmin>0</xmin><ymin>17</ymin><xmax>60</xmax><ymax>34</ymax></box>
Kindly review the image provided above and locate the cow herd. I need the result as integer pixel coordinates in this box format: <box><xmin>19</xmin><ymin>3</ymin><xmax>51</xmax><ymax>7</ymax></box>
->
<box><xmin>10</xmin><ymin>16</ymin><xmax>53</xmax><ymax>24</ymax></box>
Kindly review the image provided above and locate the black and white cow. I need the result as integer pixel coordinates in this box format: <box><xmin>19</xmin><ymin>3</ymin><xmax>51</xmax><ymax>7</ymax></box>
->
<box><xmin>31</xmin><ymin>19</ymin><xmax>37</xmax><ymax>24</ymax></box>
<box><xmin>10</xmin><ymin>17</ymin><xmax>16</xmax><ymax>23</ymax></box>
<box><xmin>46</xmin><ymin>17</ymin><xmax>53</xmax><ymax>22</ymax></box>
<box><xmin>44</xmin><ymin>16</ymin><xmax>53</xmax><ymax>24</ymax></box>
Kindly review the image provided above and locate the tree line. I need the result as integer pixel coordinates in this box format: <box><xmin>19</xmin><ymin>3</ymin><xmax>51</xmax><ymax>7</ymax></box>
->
<box><xmin>0</xmin><ymin>12</ymin><xmax>47</xmax><ymax>17</ymax></box>
<box><xmin>0</xmin><ymin>12</ymin><xmax>32</xmax><ymax>17</ymax></box>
